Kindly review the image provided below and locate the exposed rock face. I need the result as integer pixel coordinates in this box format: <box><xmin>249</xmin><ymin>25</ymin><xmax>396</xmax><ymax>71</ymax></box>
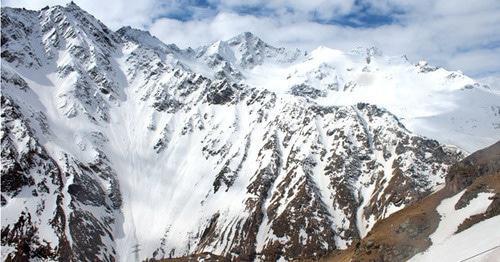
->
<box><xmin>1</xmin><ymin>94</ymin><xmax>121</xmax><ymax>261</ymax></box>
<box><xmin>446</xmin><ymin>141</ymin><xmax>500</xmax><ymax>192</ymax></box>
<box><xmin>0</xmin><ymin>3</ymin><xmax>476</xmax><ymax>262</ymax></box>
<box><xmin>324</xmin><ymin>141</ymin><xmax>499</xmax><ymax>262</ymax></box>
<box><xmin>195</xmin><ymin>31</ymin><xmax>304</xmax><ymax>81</ymax></box>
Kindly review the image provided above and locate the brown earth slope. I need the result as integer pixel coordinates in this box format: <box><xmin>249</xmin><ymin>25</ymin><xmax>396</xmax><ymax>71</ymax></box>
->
<box><xmin>323</xmin><ymin>141</ymin><xmax>500</xmax><ymax>262</ymax></box>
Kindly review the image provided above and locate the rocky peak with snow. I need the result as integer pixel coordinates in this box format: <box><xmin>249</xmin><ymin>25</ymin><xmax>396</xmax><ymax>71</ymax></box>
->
<box><xmin>203</xmin><ymin>31</ymin><xmax>303</xmax><ymax>68</ymax></box>
<box><xmin>225</xmin><ymin>31</ymin><xmax>297</xmax><ymax>67</ymax></box>
<box><xmin>116</xmin><ymin>26</ymin><xmax>183</xmax><ymax>56</ymax></box>
<box><xmin>1</xmin><ymin>3</ymin><xmax>499</xmax><ymax>262</ymax></box>
<box><xmin>194</xmin><ymin>31</ymin><xmax>305</xmax><ymax>81</ymax></box>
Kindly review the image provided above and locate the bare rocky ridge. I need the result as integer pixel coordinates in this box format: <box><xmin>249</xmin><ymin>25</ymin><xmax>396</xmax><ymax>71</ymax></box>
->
<box><xmin>2</xmin><ymin>3</ymin><xmax>493</xmax><ymax>262</ymax></box>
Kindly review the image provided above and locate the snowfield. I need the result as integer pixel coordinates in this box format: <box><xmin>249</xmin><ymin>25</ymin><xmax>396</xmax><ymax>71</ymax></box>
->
<box><xmin>410</xmin><ymin>190</ymin><xmax>499</xmax><ymax>262</ymax></box>
<box><xmin>243</xmin><ymin>47</ymin><xmax>500</xmax><ymax>153</ymax></box>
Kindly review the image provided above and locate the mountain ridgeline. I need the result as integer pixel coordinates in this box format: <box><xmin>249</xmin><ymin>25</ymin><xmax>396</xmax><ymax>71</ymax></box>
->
<box><xmin>1</xmin><ymin>3</ymin><xmax>499</xmax><ymax>262</ymax></box>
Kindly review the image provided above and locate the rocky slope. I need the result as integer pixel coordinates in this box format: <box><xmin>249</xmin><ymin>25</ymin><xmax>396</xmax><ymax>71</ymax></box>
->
<box><xmin>1</xmin><ymin>3</ymin><xmax>498</xmax><ymax>261</ymax></box>
<box><xmin>323</xmin><ymin>141</ymin><xmax>499</xmax><ymax>262</ymax></box>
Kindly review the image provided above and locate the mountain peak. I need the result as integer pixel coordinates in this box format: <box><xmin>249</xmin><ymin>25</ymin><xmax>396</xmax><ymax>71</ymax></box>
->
<box><xmin>117</xmin><ymin>26</ymin><xmax>182</xmax><ymax>53</ymax></box>
<box><xmin>64</xmin><ymin>1</ymin><xmax>86</xmax><ymax>13</ymax></box>
<box><xmin>117</xmin><ymin>26</ymin><xmax>156</xmax><ymax>42</ymax></box>
<box><xmin>350</xmin><ymin>46</ymin><xmax>383</xmax><ymax>57</ymax></box>
<box><xmin>66</xmin><ymin>1</ymin><xmax>79</xmax><ymax>8</ymax></box>
<box><xmin>236</xmin><ymin>31</ymin><xmax>258</xmax><ymax>40</ymax></box>
<box><xmin>228</xmin><ymin>31</ymin><xmax>266</xmax><ymax>46</ymax></box>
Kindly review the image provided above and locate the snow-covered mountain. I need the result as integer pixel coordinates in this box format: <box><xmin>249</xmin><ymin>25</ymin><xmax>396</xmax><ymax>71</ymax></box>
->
<box><xmin>1</xmin><ymin>3</ymin><xmax>498</xmax><ymax>261</ymax></box>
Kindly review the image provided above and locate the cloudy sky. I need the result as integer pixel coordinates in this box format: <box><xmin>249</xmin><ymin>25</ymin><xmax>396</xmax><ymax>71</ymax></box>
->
<box><xmin>3</xmin><ymin>0</ymin><xmax>500</xmax><ymax>82</ymax></box>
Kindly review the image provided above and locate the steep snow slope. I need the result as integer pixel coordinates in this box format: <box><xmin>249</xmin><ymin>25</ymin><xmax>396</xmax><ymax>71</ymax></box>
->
<box><xmin>242</xmin><ymin>47</ymin><xmax>499</xmax><ymax>152</ymax></box>
<box><xmin>117</xmin><ymin>25</ymin><xmax>500</xmax><ymax>153</ymax></box>
<box><xmin>0</xmin><ymin>3</ymin><xmax>497</xmax><ymax>262</ymax></box>
<box><xmin>410</xmin><ymin>193</ymin><xmax>499</xmax><ymax>262</ymax></box>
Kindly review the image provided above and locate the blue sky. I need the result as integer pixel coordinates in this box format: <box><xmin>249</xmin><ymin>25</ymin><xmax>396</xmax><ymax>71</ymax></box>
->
<box><xmin>3</xmin><ymin>0</ymin><xmax>500</xmax><ymax>83</ymax></box>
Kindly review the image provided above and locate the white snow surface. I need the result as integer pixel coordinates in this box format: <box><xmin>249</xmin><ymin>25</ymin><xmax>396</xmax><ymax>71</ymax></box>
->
<box><xmin>410</xmin><ymin>190</ymin><xmax>498</xmax><ymax>262</ymax></box>
<box><xmin>410</xmin><ymin>216</ymin><xmax>500</xmax><ymax>262</ymax></box>
<box><xmin>244</xmin><ymin>47</ymin><xmax>499</xmax><ymax>153</ymax></box>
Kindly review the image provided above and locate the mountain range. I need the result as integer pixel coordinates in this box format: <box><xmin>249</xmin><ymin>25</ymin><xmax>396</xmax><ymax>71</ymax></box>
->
<box><xmin>1</xmin><ymin>3</ymin><xmax>499</xmax><ymax>261</ymax></box>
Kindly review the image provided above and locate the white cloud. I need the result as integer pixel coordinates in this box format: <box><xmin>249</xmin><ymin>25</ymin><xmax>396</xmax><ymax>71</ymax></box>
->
<box><xmin>209</xmin><ymin>0</ymin><xmax>358</xmax><ymax>19</ymax></box>
<box><xmin>1</xmin><ymin>0</ymin><xmax>164</xmax><ymax>29</ymax></box>
<box><xmin>2</xmin><ymin>0</ymin><xmax>500</xmax><ymax>78</ymax></box>
<box><xmin>447</xmin><ymin>47</ymin><xmax>500</xmax><ymax>76</ymax></box>
<box><xmin>478</xmin><ymin>75</ymin><xmax>500</xmax><ymax>90</ymax></box>
<box><xmin>149</xmin><ymin>0</ymin><xmax>500</xmax><ymax>78</ymax></box>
